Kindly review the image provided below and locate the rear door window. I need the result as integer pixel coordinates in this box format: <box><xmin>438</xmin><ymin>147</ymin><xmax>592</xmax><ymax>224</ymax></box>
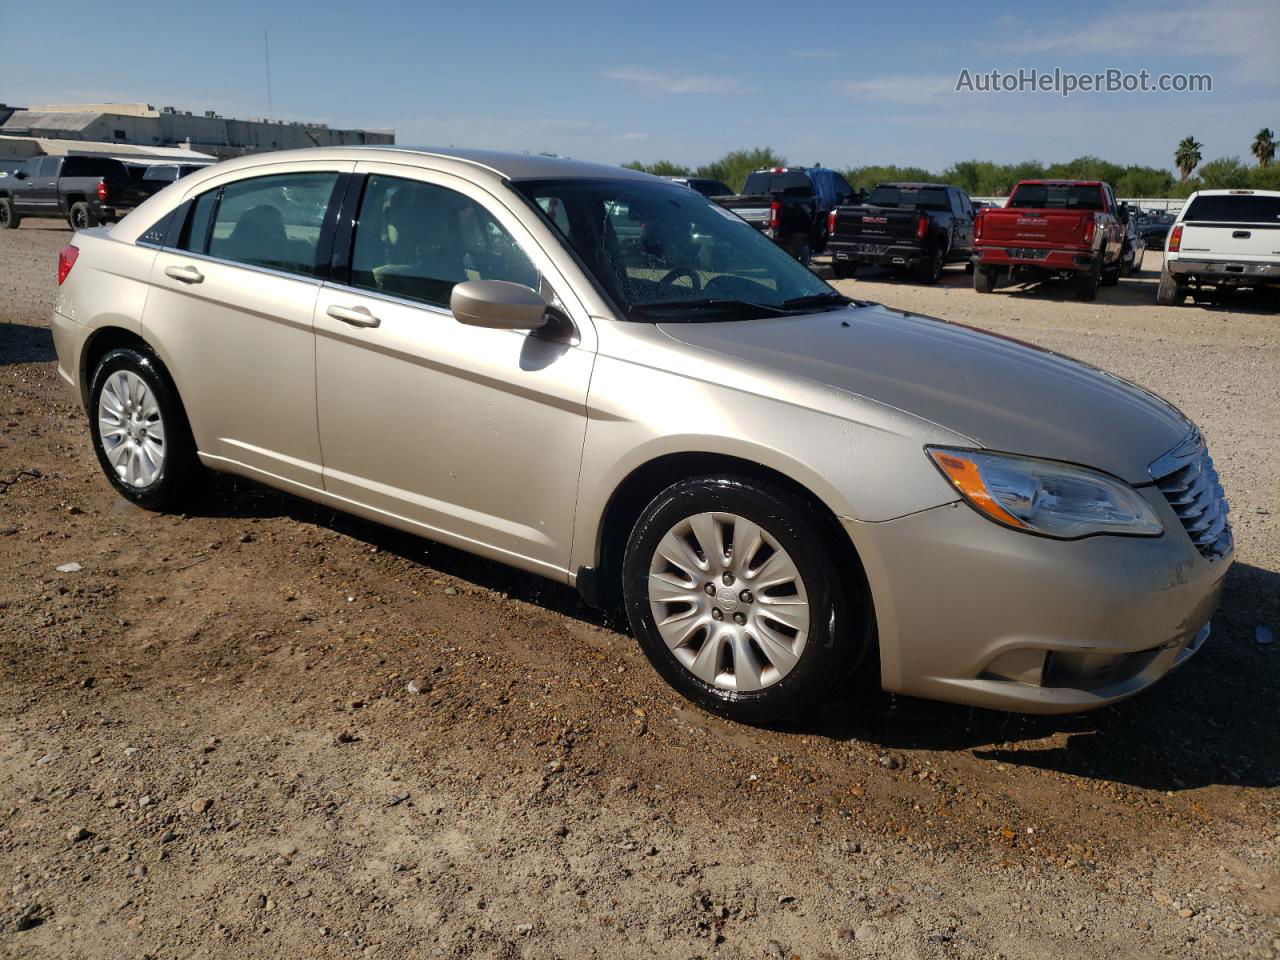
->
<box><xmin>201</xmin><ymin>173</ymin><xmax>340</xmax><ymax>275</ymax></box>
<box><xmin>348</xmin><ymin>174</ymin><xmax>540</xmax><ymax>307</ymax></box>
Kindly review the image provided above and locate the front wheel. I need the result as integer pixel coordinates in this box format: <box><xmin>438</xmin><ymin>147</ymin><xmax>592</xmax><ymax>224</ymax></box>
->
<box><xmin>0</xmin><ymin>198</ymin><xmax>19</xmax><ymax>229</ymax></box>
<box><xmin>622</xmin><ymin>476</ymin><xmax>869</xmax><ymax>725</ymax></box>
<box><xmin>88</xmin><ymin>347</ymin><xmax>204</xmax><ymax>511</ymax></box>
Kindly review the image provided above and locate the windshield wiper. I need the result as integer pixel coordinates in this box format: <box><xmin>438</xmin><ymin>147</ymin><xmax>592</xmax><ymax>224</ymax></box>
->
<box><xmin>779</xmin><ymin>292</ymin><xmax>854</xmax><ymax>311</ymax></box>
<box><xmin>629</xmin><ymin>298</ymin><xmax>791</xmax><ymax>318</ymax></box>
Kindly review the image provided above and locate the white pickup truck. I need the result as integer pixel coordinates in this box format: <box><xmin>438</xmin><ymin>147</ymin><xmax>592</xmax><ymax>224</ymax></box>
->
<box><xmin>1158</xmin><ymin>188</ymin><xmax>1280</xmax><ymax>306</ymax></box>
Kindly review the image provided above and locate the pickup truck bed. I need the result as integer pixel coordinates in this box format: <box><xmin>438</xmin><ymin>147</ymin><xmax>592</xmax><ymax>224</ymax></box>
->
<box><xmin>714</xmin><ymin>167</ymin><xmax>857</xmax><ymax>261</ymax></box>
<box><xmin>0</xmin><ymin>155</ymin><xmax>167</xmax><ymax>230</ymax></box>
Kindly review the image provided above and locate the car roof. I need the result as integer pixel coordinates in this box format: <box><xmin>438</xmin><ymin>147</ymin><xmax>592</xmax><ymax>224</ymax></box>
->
<box><xmin>229</xmin><ymin>145</ymin><xmax>657</xmax><ymax>182</ymax></box>
<box><xmin>878</xmin><ymin>182</ymin><xmax>951</xmax><ymax>190</ymax></box>
<box><xmin>1186</xmin><ymin>188</ymin><xmax>1280</xmax><ymax>198</ymax></box>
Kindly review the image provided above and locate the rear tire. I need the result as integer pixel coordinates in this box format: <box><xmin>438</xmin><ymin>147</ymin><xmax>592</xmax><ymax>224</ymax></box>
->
<box><xmin>622</xmin><ymin>475</ymin><xmax>870</xmax><ymax>725</ymax></box>
<box><xmin>789</xmin><ymin>233</ymin><xmax>811</xmax><ymax>264</ymax></box>
<box><xmin>1076</xmin><ymin>261</ymin><xmax>1100</xmax><ymax>301</ymax></box>
<box><xmin>88</xmin><ymin>346</ymin><xmax>205</xmax><ymax>511</ymax></box>
<box><xmin>973</xmin><ymin>265</ymin><xmax>996</xmax><ymax>293</ymax></box>
<box><xmin>1156</xmin><ymin>270</ymin><xmax>1186</xmax><ymax>306</ymax></box>
<box><xmin>69</xmin><ymin>201</ymin><xmax>98</xmax><ymax>231</ymax></box>
<box><xmin>831</xmin><ymin>260</ymin><xmax>857</xmax><ymax>280</ymax></box>
<box><xmin>0</xmin><ymin>198</ymin><xmax>18</xmax><ymax>229</ymax></box>
<box><xmin>917</xmin><ymin>246</ymin><xmax>945</xmax><ymax>284</ymax></box>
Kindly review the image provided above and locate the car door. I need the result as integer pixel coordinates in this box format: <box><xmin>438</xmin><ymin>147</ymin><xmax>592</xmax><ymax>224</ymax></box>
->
<box><xmin>9</xmin><ymin>158</ymin><xmax>44</xmax><ymax>214</ymax></box>
<box><xmin>33</xmin><ymin>157</ymin><xmax>62</xmax><ymax>211</ymax></box>
<box><xmin>142</xmin><ymin>161</ymin><xmax>353</xmax><ymax>489</ymax></box>
<box><xmin>951</xmin><ymin>189</ymin><xmax>975</xmax><ymax>257</ymax></box>
<box><xmin>312</xmin><ymin>162</ymin><xmax>596</xmax><ymax>578</ymax></box>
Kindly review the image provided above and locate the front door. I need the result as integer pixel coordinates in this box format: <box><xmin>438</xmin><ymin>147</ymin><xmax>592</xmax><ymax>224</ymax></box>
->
<box><xmin>9</xmin><ymin>158</ymin><xmax>45</xmax><ymax>215</ymax></box>
<box><xmin>142</xmin><ymin>163</ymin><xmax>351</xmax><ymax>488</ymax></box>
<box><xmin>313</xmin><ymin>163</ymin><xmax>595</xmax><ymax>578</ymax></box>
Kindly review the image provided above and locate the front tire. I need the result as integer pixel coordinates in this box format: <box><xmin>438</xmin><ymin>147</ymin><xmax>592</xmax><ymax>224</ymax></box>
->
<box><xmin>622</xmin><ymin>475</ymin><xmax>868</xmax><ymax>725</ymax></box>
<box><xmin>88</xmin><ymin>347</ymin><xmax>204</xmax><ymax>511</ymax></box>
<box><xmin>0</xmin><ymin>198</ymin><xmax>19</xmax><ymax>229</ymax></box>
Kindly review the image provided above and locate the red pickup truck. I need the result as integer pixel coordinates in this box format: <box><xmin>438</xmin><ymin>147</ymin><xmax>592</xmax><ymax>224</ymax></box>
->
<box><xmin>972</xmin><ymin>180</ymin><xmax>1127</xmax><ymax>301</ymax></box>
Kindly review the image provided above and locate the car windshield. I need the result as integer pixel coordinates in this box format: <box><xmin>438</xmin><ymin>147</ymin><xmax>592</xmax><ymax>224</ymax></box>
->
<box><xmin>513</xmin><ymin>178</ymin><xmax>841</xmax><ymax>321</ymax></box>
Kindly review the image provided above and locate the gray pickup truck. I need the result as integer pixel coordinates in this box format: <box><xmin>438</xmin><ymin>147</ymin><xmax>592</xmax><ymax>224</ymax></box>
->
<box><xmin>0</xmin><ymin>155</ymin><xmax>167</xmax><ymax>230</ymax></box>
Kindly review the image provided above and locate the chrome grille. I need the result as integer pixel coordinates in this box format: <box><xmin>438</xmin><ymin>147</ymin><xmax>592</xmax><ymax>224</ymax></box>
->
<box><xmin>1150</xmin><ymin>431</ymin><xmax>1232</xmax><ymax>560</ymax></box>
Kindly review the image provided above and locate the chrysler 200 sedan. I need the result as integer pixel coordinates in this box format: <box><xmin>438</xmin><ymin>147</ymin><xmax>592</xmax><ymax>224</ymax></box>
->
<box><xmin>50</xmin><ymin>147</ymin><xmax>1232</xmax><ymax>724</ymax></box>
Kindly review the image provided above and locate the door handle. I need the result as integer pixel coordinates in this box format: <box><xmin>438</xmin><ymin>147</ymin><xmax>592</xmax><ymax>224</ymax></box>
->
<box><xmin>164</xmin><ymin>264</ymin><xmax>204</xmax><ymax>284</ymax></box>
<box><xmin>326</xmin><ymin>304</ymin><xmax>381</xmax><ymax>328</ymax></box>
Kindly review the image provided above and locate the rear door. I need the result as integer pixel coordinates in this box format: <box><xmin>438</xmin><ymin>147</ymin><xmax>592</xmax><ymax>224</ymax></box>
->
<box><xmin>142</xmin><ymin>160</ymin><xmax>353</xmax><ymax>488</ymax></box>
<box><xmin>32</xmin><ymin>157</ymin><xmax>61</xmax><ymax>210</ymax></box>
<box><xmin>312</xmin><ymin>161</ymin><xmax>596</xmax><ymax>577</ymax></box>
<box><xmin>1178</xmin><ymin>193</ymin><xmax>1280</xmax><ymax>263</ymax></box>
<box><xmin>950</xmin><ymin>189</ymin><xmax>975</xmax><ymax>255</ymax></box>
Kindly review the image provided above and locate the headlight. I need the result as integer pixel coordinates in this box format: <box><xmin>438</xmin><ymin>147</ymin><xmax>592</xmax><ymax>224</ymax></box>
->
<box><xmin>926</xmin><ymin>447</ymin><xmax>1163</xmax><ymax>539</ymax></box>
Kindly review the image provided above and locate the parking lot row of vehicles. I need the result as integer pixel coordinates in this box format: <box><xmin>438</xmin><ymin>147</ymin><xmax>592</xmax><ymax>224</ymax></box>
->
<box><xmin>685</xmin><ymin>166</ymin><xmax>1276</xmax><ymax>306</ymax></box>
<box><xmin>0</xmin><ymin>155</ymin><xmax>211</xmax><ymax>230</ymax></box>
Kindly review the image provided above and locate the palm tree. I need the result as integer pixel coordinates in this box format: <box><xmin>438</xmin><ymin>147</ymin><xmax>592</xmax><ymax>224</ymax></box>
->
<box><xmin>1175</xmin><ymin>136</ymin><xmax>1203</xmax><ymax>181</ymax></box>
<box><xmin>1252</xmin><ymin>128</ymin><xmax>1276</xmax><ymax>168</ymax></box>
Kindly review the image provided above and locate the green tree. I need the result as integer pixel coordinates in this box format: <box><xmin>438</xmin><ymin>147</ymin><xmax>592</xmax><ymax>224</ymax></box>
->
<box><xmin>621</xmin><ymin>159</ymin><xmax>690</xmax><ymax>176</ymax></box>
<box><xmin>1251</xmin><ymin>128</ymin><xmax>1276</xmax><ymax>168</ymax></box>
<box><xmin>1113</xmin><ymin>166</ymin><xmax>1175</xmax><ymax>198</ymax></box>
<box><xmin>1197</xmin><ymin>156</ymin><xmax>1251</xmax><ymax>189</ymax></box>
<box><xmin>841</xmin><ymin>165</ymin><xmax>936</xmax><ymax>191</ymax></box>
<box><xmin>1174</xmin><ymin>136</ymin><xmax>1203</xmax><ymax>181</ymax></box>
<box><xmin>694</xmin><ymin>147</ymin><xmax>786</xmax><ymax>193</ymax></box>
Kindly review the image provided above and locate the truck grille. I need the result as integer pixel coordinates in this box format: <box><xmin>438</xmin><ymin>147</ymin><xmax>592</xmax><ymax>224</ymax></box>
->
<box><xmin>1150</xmin><ymin>431</ymin><xmax>1232</xmax><ymax>560</ymax></box>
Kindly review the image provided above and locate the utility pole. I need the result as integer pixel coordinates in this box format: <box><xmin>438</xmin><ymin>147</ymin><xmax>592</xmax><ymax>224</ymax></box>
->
<box><xmin>264</xmin><ymin>29</ymin><xmax>274</xmax><ymax>119</ymax></box>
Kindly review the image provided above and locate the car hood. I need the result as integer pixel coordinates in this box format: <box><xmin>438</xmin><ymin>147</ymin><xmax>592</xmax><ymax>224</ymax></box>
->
<box><xmin>657</xmin><ymin>303</ymin><xmax>1191</xmax><ymax>484</ymax></box>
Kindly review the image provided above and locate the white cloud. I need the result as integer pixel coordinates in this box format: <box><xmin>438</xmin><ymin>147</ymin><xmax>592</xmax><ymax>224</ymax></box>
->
<box><xmin>841</xmin><ymin>74</ymin><xmax>957</xmax><ymax>106</ymax></box>
<box><xmin>604</xmin><ymin>67</ymin><xmax>752</xmax><ymax>95</ymax></box>
<box><xmin>989</xmin><ymin>0</ymin><xmax>1280</xmax><ymax>84</ymax></box>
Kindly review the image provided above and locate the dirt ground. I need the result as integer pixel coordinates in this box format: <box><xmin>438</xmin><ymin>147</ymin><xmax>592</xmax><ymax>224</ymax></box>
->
<box><xmin>0</xmin><ymin>221</ymin><xmax>1277</xmax><ymax>960</ymax></box>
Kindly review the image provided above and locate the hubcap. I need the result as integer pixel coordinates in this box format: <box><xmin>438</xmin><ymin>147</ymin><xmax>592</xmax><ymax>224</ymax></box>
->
<box><xmin>647</xmin><ymin>511</ymin><xmax>810</xmax><ymax>692</ymax></box>
<box><xmin>97</xmin><ymin>370</ymin><xmax>165</xmax><ymax>488</ymax></box>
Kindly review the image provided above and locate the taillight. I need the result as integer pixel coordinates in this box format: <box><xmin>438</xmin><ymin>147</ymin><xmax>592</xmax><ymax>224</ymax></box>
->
<box><xmin>1167</xmin><ymin>224</ymin><xmax>1183</xmax><ymax>252</ymax></box>
<box><xmin>96</xmin><ymin>179</ymin><xmax>108</xmax><ymax>203</ymax></box>
<box><xmin>1084</xmin><ymin>216</ymin><xmax>1096</xmax><ymax>245</ymax></box>
<box><xmin>769</xmin><ymin>200</ymin><xmax>781</xmax><ymax>230</ymax></box>
<box><xmin>827</xmin><ymin>209</ymin><xmax>838</xmax><ymax>236</ymax></box>
<box><xmin>974</xmin><ymin>211</ymin><xmax>984</xmax><ymax>239</ymax></box>
<box><xmin>916</xmin><ymin>213</ymin><xmax>928</xmax><ymax>240</ymax></box>
<box><xmin>57</xmin><ymin>244</ymin><xmax>79</xmax><ymax>285</ymax></box>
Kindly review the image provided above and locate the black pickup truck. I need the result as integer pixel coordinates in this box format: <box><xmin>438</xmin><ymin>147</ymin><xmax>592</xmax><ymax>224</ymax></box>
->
<box><xmin>0</xmin><ymin>155</ymin><xmax>166</xmax><ymax>230</ymax></box>
<box><xmin>826</xmin><ymin>182</ymin><xmax>976</xmax><ymax>282</ymax></box>
<box><xmin>714</xmin><ymin>166</ymin><xmax>858</xmax><ymax>261</ymax></box>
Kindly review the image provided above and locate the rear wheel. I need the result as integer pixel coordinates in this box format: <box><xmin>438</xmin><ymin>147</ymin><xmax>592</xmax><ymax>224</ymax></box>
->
<box><xmin>789</xmin><ymin>233</ymin><xmax>811</xmax><ymax>264</ymax></box>
<box><xmin>622</xmin><ymin>475</ymin><xmax>869</xmax><ymax>725</ymax></box>
<box><xmin>69</xmin><ymin>201</ymin><xmax>97</xmax><ymax>231</ymax></box>
<box><xmin>1076</xmin><ymin>260</ymin><xmax>1100</xmax><ymax>301</ymax></box>
<box><xmin>917</xmin><ymin>246</ymin><xmax>945</xmax><ymax>284</ymax></box>
<box><xmin>831</xmin><ymin>260</ymin><xmax>857</xmax><ymax>280</ymax></box>
<box><xmin>1156</xmin><ymin>269</ymin><xmax>1187</xmax><ymax>306</ymax></box>
<box><xmin>0</xmin><ymin>198</ymin><xmax>18</xmax><ymax>229</ymax></box>
<box><xmin>973</xmin><ymin>265</ymin><xmax>997</xmax><ymax>293</ymax></box>
<box><xmin>88</xmin><ymin>347</ymin><xmax>204</xmax><ymax>511</ymax></box>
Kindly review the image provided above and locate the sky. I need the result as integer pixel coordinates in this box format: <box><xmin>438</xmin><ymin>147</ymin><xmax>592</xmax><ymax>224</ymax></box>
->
<box><xmin>2</xmin><ymin>0</ymin><xmax>1276</xmax><ymax>174</ymax></box>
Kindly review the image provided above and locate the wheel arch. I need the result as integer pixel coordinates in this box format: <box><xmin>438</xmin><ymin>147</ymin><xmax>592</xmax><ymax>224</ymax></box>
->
<box><xmin>583</xmin><ymin>449</ymin><xmax>869</xmax><ymax>614</ymax></box>
<box><xmin>79</xmin><ymin>326</ymin><xmax>158</xmax><ymax>409</ymax></box>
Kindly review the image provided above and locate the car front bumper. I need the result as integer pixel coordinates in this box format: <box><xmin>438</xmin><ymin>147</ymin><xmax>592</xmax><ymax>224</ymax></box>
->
<box><xmin>843</xmin><ymin>489</ymin><xmax>1232</xmax><ymax>714</ymax></box>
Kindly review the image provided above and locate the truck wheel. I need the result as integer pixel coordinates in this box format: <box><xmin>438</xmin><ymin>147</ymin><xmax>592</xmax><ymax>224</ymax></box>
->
<box><xmin>964</xmin><ymin>259</ymin><xmax>975</xmax><ymax>274</ymax></box>
<box><xmin>1156</xmin><ymin>270</ymin><xmax>1186</xmax><ymax>306</ymax></box>
<box><xmin>790</xmin><ymin>233</ymin><xmax>811</xmax><ymax>264</ymax></box>
<box><xmin>973</xmin><ymin>265</ymin><xmax>996</xmax><ymax>294</ymax></box>
<box><xmin>1076</xmin><ymin>262</ymin><xmax>1100</xmax><ymax>301</ymax></box>
<box><xmin>917</xmin><ymin>247</ymin><xmax>945</xmax><ymax>284</ymax></box>
<box><xmin>69</xmin><ymin>201</ymin><xmax>98</xmax><ymax>231</ymax></box>
<box><xmin>0</xmin><ymin>198</ymin><xmax>18</xmax><ymax>230</ymax></box>
<box><xmin>832</xmin><ymin>261</ymin><xmax>857</xmax><ymax>280</ymax></box>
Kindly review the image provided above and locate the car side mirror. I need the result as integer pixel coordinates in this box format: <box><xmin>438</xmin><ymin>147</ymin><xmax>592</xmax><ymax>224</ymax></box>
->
<box><xmin>450</xmin><ymin>279</ymin><xmax>548</xmax><ymax>331</ymax></box>
<box><xmin>14</xmin><ymin>171</ymin><xmax>26</xmax><ymax>180</ymax></box>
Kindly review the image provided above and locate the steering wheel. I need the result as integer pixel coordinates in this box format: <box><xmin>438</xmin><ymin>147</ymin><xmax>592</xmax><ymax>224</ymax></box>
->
<box><xmin>657</xmin><ymin>266</ymin><xmax>702</xmax><ymax>295</ymax></box>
